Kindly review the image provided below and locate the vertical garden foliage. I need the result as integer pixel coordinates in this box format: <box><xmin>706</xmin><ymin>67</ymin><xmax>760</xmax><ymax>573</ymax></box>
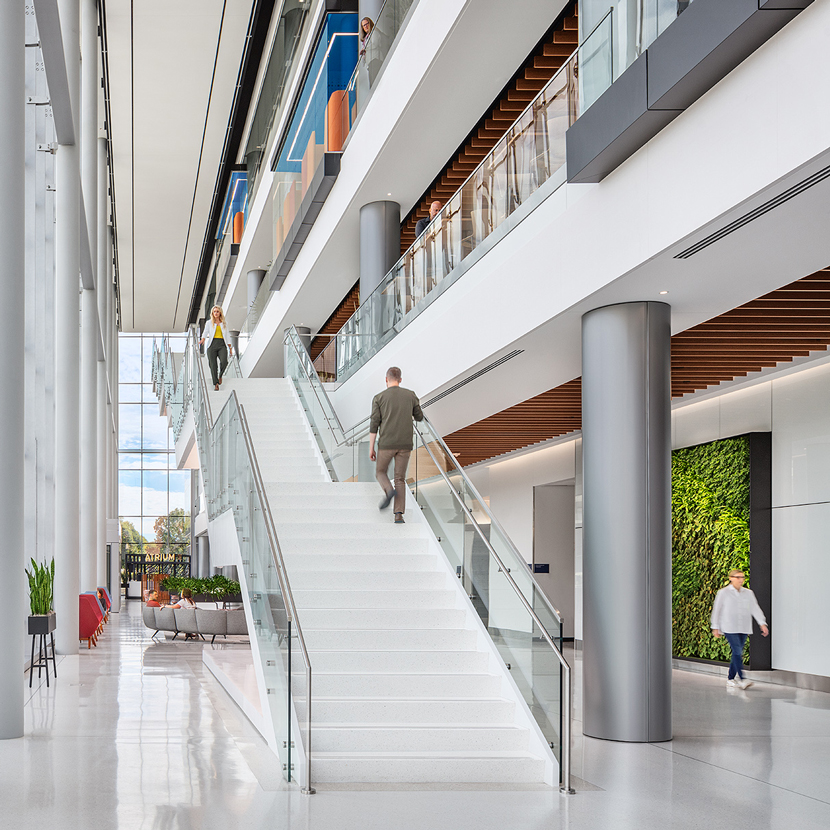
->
<box><xmin>672</xmin><ymin>436</ymin><xmax>750</xmax><ymax>662</ymax></box>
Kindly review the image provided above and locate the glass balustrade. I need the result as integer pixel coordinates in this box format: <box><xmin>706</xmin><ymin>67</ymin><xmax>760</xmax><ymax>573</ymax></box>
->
<box><xmin>244</xmin><ymin>1</ymin><xmax>314</xmax><ymax>200</ymax></box>
<box><xmin>284</xmin><ymin>325</ymin><xmax>573</xmax><ymax>789</ymax></box>
<box><xmin>152</xmin><ymin>329</ymin><xmax>313</xmax><ymax>791</ymax></box>
<box><xmin>243</xmin><ymin>2</ymin><xmax>693</xmax><ymax>365</ymax></box>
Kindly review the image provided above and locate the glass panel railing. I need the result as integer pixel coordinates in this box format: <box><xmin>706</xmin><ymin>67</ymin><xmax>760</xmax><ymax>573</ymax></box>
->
<box><xmin>411</xmin><ymin>421</ymin><xmax>566</xmax><ymax>767</ymax></box>
<box><xmin>314</xmin><ymin>32</ymin><xmax>581</xmax><ymax>381</ymax></box>
<box><xmin>272</xmin><ymin>14</ymin><xmax>358</xmax><ymax>282</ymax></box>
<box><xmin>310</xmin><ymin>1</ymin><xmax>697</xmax><ymax>383</ymax></box>
<box><xmin>284</xmin><ymin>325</ymin><xmax>574</xmax><ymax>791</ymax></box>
<box><xmin>244</xmin><ymin>2</ymin><xmax>314</xmax><ymax>200</ymax></box>
<box><xmin>153</xmin><ymin>329</ymin><xmax>314</xmax><ymax>793</ymax></box>
<box><xmin>331</xmin><ymin>0</ymin><xmax>416</xmax><ymax>150</ymax></box>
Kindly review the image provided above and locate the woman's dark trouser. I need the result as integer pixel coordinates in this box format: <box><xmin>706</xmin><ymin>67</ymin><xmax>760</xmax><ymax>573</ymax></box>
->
<box><xmin>207</xmin><ymin>338</ymin><xmax>228</xmax><ymax>386</ymax></box>
<box><xmin>724</xmin><ymin>632</ymin><xmax>748</xmax><ymax>679</ymax></box>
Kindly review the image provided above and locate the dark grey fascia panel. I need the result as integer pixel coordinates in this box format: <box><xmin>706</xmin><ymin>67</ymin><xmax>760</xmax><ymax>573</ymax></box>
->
<box><xmin>566</xmin><ymin>54</ymin><xmax>682</xmax><ymax>185</ymax></box>
<box><xmin>270</xmin><ymin>152</ymin><xmax>341</xmax><ymax>290</ymax></box>
<box><xmin>567</xmin><ymin>0</ymin><xmax>811</xmax><ymax>184</ymax></box>
<box><xmin>648</xmin><ymin>0</ymin><xmax>801</xmax><ymax>111</ymax></box>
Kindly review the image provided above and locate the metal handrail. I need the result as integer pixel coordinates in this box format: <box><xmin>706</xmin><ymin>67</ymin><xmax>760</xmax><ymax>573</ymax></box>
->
<box><xmin>168</xmin><ymin>328</ymin><xmax>315</xmax><ymax>792</ymax></box>
<box><xmin>415</xmin><ymin>430</ymin><xmax>573</xmax><ymax>793</ymax></box>
<box><xmin>326</xmin><ymin>40</ymin><xmax>581</xmax><ymax>349</ymax></box>
<box><xmin>287</xmin><ymin>326</ymin><xmax>562</xmax><ymax>628</ymax></box>
<box><xmin>235</xmin><ymin>396</ymin><xmax>315</xmax><ymax>795</ymax></box>
<box><xmin>285</xmin><ymin>325</ymin><xmax>574</xmax><ymax>790</ymax></box>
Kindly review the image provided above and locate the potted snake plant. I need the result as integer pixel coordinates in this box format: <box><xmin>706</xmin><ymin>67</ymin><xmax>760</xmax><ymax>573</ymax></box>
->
<box><xmin>26</xmin><ymin>557</ymin><xmax>56</xmax><ymax>635</ymax></box>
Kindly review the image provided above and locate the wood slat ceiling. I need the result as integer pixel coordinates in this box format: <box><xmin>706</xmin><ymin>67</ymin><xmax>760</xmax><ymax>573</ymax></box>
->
<box><xmin>309</xmin><ymin>280</ymin><xmax>360</xmax><ymax>361</ymax></box>
<box><xmin>443</xmin><ymin>269</ymin><xmax>830</xmax><ymax>466</ymax></box>
<box><xmin>400</xmin><ymin>2</ymin><xmax>579</xmax><ymax>252</ymax></box>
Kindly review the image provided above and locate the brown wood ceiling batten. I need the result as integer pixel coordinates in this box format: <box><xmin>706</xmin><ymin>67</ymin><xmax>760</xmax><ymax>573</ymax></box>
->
<box><xmin>308</xmin><ymin>280</ymin><xmax>360</xmax><ymax>361</ymax></box>
<box><xmin>443</xmin><ymin>269</ymin><xmax>830</xmax><ymax>466</ymax></box>
<box><xmin>400</xmin><ymin>2</ymin><xmax>578</xmax><ymax>253</ymax></box>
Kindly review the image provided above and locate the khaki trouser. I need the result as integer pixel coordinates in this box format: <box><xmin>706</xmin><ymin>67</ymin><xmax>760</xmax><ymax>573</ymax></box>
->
<box><xmin>376</xmin><ymin>449</ymin><xmax>410</xmax><ymax>515</ymax></box>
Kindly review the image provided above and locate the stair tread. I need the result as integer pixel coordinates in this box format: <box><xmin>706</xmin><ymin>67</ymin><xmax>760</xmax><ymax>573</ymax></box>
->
<box><xmin>311</xmin><ymin>750</ymin><xmax>540</xmax><ymax>759</ymax></box>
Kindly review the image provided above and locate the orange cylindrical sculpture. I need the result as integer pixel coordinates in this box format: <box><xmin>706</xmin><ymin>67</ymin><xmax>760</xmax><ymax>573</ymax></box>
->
<box><xmin>233</xmin><ymin>211</ymin><xmax>244</xmax><ymax>244</ymax></box>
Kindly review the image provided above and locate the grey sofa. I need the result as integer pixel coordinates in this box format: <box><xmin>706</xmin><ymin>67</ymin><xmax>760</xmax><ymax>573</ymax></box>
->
<box><xmin>142</xmin><ymin>605</ymin><xmax>248</xmax><ymax>643</ymax></box>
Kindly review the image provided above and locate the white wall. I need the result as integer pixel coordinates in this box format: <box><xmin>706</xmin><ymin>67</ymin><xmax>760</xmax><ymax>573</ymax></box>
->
<box><xmin>466</xmin><ymin>441</ymin><xmax>576</xmax><ymax>567</ymax></box>
<box><xmin>671</xmin><ymin>361</ymin><xmax>830</xmax><ymax>676</ymax></box>
<box><xmin>533</xmin><ymin>484</ymin><xmax>575</xmax><ymax>638</ymax></box>
<box><xmin>469</xmin><ymin>358</ymin><xmax>830</xmax><ymax>678</ymax></box>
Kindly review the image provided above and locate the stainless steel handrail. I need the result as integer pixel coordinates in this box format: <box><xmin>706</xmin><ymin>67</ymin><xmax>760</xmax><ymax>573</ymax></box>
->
<box><xmin>287</xmin><ymin>325</ymin><xmax>563</xmax><ymax>628</ymax></box>
<box><xmin>416</xmin><ymin>430</ymin><xmax>573</xmax><ymax>793</ymax></box>
<box><xmin>325</xmin><ymin>39</ymin><xmax>581</xmax><ymax>351</ymax></box>
<box><xmin>236</xmin><ymin>397</ymin><xmax>315</xmax><ymax>795</ymax></box>
<box><xmin>175</xmin><ymin>328</ymin><xmax>315</xmax><ymax>792</ymax></box>
<box><xmin>285</xmin><ymin>325</ymin><xmax>574</xmax><ymax>791</ymax></box>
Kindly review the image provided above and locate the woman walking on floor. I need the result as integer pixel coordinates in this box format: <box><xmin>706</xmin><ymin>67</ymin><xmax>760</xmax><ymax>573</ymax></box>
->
<box><xmin>200</xmin><ymin>305</ymin><xmax>232</xmax><ymax>391</ymax></box>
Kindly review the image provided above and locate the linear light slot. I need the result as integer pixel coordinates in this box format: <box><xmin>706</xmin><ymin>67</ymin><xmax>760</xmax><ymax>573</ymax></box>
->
<box><xmin>675</xmin><ymin>163</ymin><xmax>830</xmax><ymax>259</ymax></box>
<box><xmin>422</xmin><ymin>351</ymin><xmax>524</xmax><ymax>408</ymax></box>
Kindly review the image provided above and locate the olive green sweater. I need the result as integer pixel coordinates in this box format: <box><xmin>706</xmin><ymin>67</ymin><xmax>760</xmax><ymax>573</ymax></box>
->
<box><xmin>370</xmin><ymin>386</ymin><xmax>424</xmax><ymax>450</ymax></box>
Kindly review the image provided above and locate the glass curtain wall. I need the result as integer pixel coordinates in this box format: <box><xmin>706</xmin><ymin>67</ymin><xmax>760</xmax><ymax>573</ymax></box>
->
<box><xmin>118</xmin><ymin>333</ymin><xmax>192</xmax><ymax>573</ymax></box>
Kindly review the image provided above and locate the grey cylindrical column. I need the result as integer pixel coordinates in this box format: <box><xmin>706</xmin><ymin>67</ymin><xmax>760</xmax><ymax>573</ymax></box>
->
<box><xmin>294</xmin><ymin>326</ymin><xmax>312</xmax><ymax>354</ymax></box>
<box><xmin>359</xmin><ymin>200</ymin><xmax>400</xmax><ymax>300</ymax></box>
<box><xmin>581</xmin><ymin>301</ymin><xmax>671</xmax><ymax>742</ymax></box>
<box><xmin>247</xmin><ymin>268</ymin><xmax>266</xmax><ymax>312</ymax></box>
<box><xmin>0</xmin><ymin>0</ymin><xmax>25</xmax><ymax>739</ymax></box>
<box><xmin>198</xmin><ymin>535</ymin><xmax>210</xmax><ymax>579</ymax></box>
<box><xmin>54</xmin><ymin>0</ymin><xmax>82</xmax><ymax>655</ymax></box>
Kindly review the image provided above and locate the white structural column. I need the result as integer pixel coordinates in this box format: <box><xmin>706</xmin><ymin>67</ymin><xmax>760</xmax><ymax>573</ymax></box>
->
<box><xmin>96</xmin><ymin>139</ymin><xmax>108</xmax><ymax>588</ymax></box>
<box><xmin>54</xmin><ymin>0</ymin><xmax>81</xmax><ymax>653</ymax></box>
<box><xmin>79</xmin><ymin>0</ymin><xmax>98</xmax><ymax>592</ymax></box>
<box><xmin>0</xmin><ymin>0</ymin><xmax>26</xmax><ymax>739</ymax></box>
<box><xmin>109</xmin><ymin>247</ymin><xmax>121</xmax><ymax>613</ymax></box>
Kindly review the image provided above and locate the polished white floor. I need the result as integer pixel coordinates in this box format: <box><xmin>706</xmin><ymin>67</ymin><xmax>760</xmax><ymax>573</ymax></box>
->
<box><xmin>3</xmin><ymin>600</ymin><xmax>830</xmax><ymax>830</ymax></box>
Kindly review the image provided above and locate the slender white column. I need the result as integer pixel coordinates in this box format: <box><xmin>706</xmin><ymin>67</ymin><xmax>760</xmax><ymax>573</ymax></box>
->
<box><xmin>54</xmin><ymin>0</ymin><xmax>81</xmax><ymax>654</ymax></box>
<box><xmin>108</xmin><ymin>239</ymin><xmax>121</xmax><ymax>613</ymax></box>
<box><xmin>97</xmin><ymin>139</ymin><xmax>108</xmax><ymax>587</ymax></box>
<box><xmin>78</xmin><ymin>0</ymin><xmax>97</xmax><ymax>593</ymax></box>
<box><xmin>80</xmin><ymin>288</ymin><xmax>98</xmax><ymax>591</ymax></box>
<box><xmin>0</xmin><ymin>0</ymin><xmax>26</xmax><ymax>740</ymax></box>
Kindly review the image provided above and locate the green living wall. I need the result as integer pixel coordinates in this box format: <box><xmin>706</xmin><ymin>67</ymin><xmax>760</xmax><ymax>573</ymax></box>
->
<box><xmin>672</xmin><ymin>435</ymin><xmax>751</xmax><ymax>662</ymax></box>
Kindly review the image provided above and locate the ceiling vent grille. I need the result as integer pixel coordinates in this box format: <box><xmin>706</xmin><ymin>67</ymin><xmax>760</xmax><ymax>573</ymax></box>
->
<box><xmin>422</xmin><ymin>350</ymin><xmax>524</xmax><ymax>408</ymax></box>
<box><xmin>674</xmin><ymin>162</ymin><xmax>830</xmax><ymax>259</ymax></box>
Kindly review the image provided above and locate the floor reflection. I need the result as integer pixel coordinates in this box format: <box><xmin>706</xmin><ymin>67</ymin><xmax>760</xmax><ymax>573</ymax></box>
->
<box><xmin>1</xmin><ymin>600</ymin><xmax>829</xmax><ymax>830</ymax></box>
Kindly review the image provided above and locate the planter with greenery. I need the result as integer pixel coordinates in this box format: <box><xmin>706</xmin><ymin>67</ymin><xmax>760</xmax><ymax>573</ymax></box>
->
<box><xmin>159</xmin><ymin>575</ymin><xmax>242</xmax><ymax>604</ymax></box>
<box><xmin>26</xmin><ymin>557</ymin><xmax>56</xmax><ymax>635</ymax></box>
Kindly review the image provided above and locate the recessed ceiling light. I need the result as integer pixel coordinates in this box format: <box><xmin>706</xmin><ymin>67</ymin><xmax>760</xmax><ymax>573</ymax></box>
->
<box><xmin>659</xmin><ymin>290</ymin><xmax>669</xmax><ymax>295</ymax></box>
<box><xmin>387</xmin><ymin>193</ymin><xmax>392</xmax><ymax>196</ymax></box>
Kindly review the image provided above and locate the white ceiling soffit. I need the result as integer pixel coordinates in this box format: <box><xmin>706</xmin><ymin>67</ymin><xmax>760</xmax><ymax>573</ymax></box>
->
<box><xmin>105</xmin><ymin>0</ymin><xmax>254</xmax><ymax>333</ymax></box>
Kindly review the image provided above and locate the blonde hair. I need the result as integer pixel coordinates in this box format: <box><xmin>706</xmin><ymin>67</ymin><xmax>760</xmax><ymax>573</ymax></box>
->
<box><xmin>728</xmin><ymin>570</ymin><xmax>745</xmax><ymax>578</ymax></box>
<box><xmin>210</xmin><ymin>306</ymin><xmax>226</xmax><ymax>324</ymax></box>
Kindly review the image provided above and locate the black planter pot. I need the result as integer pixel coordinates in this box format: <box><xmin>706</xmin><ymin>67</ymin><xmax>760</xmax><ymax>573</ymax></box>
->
<box><xmin>28</xmin><ymin>611</ymin><xmax>56</xmax><ymax>635</ymax></box>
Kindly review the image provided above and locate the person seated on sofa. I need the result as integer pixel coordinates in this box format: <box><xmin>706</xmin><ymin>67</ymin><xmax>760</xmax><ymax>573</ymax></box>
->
<box><xmin>170</xmin><ymin>588</ymin><xmax>198</xmax><ymax>639</ymax></box>
<box><xmin>170</xmin><ymin>587</ymin><xmax>196</xmax><ymax>610</ymax></box>
<box><xmin>146</xmin><ymin>591</ymin><xmax>162</xmax><ymax>607</ymax></box>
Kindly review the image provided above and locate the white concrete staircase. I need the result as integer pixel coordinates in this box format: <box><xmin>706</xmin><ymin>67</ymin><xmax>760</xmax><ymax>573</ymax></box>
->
<box><xmin>208</xmin><ymin>374</ymin><xmax>554</xmax><ymax>785</ymax></box>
